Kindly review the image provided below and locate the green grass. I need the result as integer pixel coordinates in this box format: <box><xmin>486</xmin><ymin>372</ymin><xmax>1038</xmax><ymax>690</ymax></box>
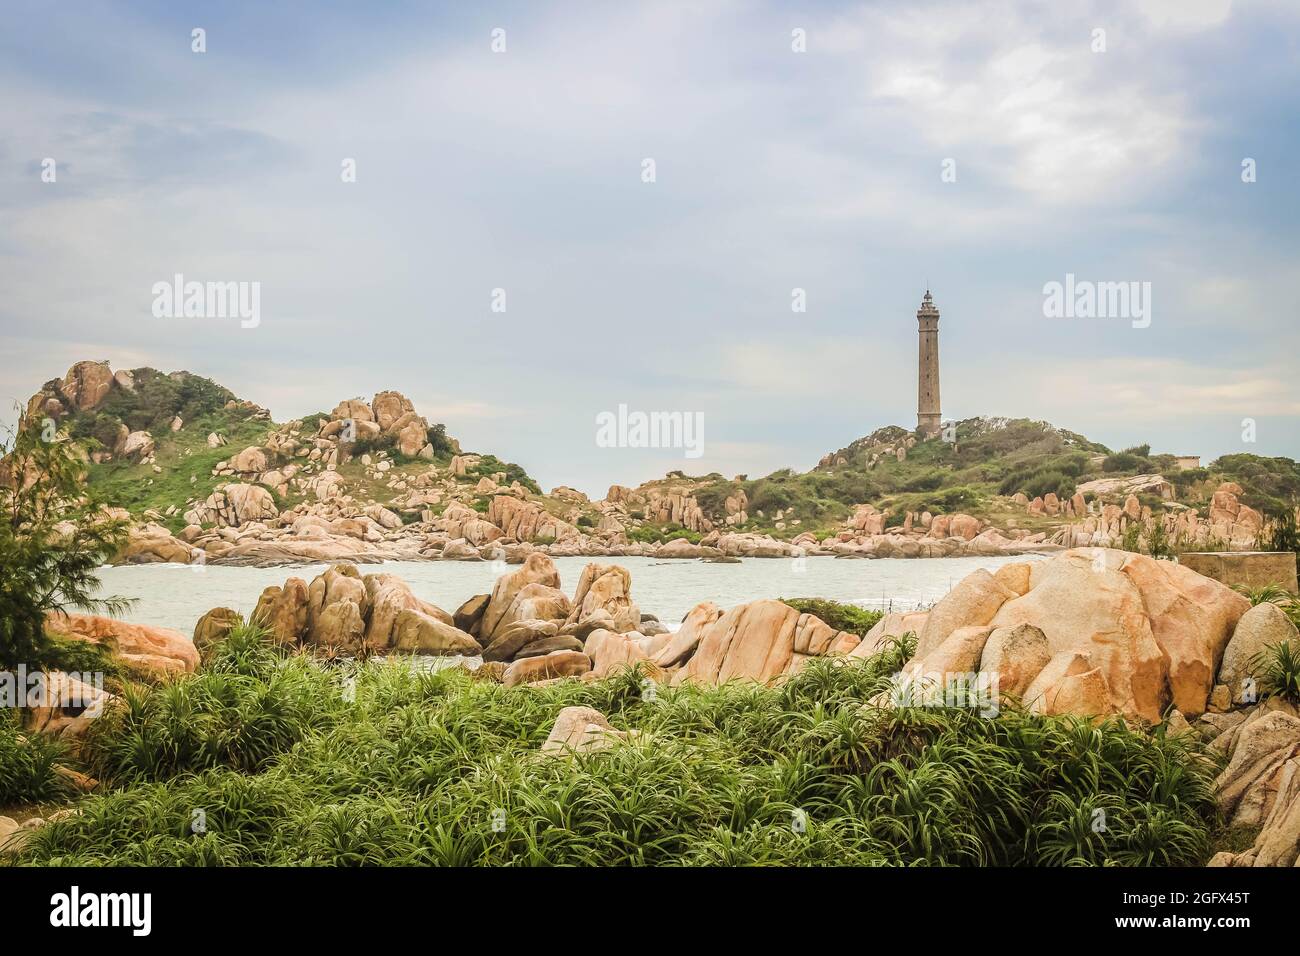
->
<box><xmin>780</xmin><ymin>598</ymin><xmax>883</xmax><ymax>637</ymax></box>
<box><xmin>1254</xmin><ymin>641</ymin><xmax>1300</xmax><ymax>702</ymax></box>
<box><xmin>626</xmin><ymin>525</ymin><xmax>703</xmax><ymax>545</ymax></box>
<box><xmin>12</xmin><ymin>623</ymin><xmax>1221</xmax><ymax>867</ymax></box>
<box><xmin>684</xmin><ymin>418</ymin><xmax>1299</xmax><ymax>541</ymax></box>
<box><xmin>0</xmin><ymin>711</ymin><xmax>76</xmax><ymax>806</ymax></box>
<box><xmin>84</xmin><ymin>410</ymin><xmax>270</xmax><ymax>532</ymax></box>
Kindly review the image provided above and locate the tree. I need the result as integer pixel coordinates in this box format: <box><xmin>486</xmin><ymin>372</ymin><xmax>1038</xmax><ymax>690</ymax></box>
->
<box><xmin>1265</xmin><ymin>508</ymin><xmax>1299</xmax><ymax>558</ymax></box>
<box><xmin>0</xmin><ymin>413</ymin><xmax>129</xmax><ymax>668</ymax></box>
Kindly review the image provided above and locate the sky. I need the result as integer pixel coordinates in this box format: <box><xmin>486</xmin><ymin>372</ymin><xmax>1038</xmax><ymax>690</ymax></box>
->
<box><xmin>1</xmin><ymin>0</ymin><xmax>1297</xmax><ymax>497</ymax></box>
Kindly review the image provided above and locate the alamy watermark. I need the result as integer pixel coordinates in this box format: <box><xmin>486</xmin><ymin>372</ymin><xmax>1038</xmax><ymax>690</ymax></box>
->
<box><xmin>0</xmin><ymin>666</ymin><xmax>106</xmax><ymax>712</ymax></box>
<box><xmin>595</xmin><ymin>404</ymin><xmax>704</xmax><ymax>459</ymax></box>
<box><xmin>888</xmin><ymin>669</ymin><xmax>1000</xmax><ymax>718</ymax></box>
<box><xmin>1042</xmin><ymin>273</ymin><xmax>1151</xmax><ymax>328</ymax></box>
<box><xmin>151</xmin><ymin>274</ymin><xmax>260</xmax><ymax>328</ymax></box>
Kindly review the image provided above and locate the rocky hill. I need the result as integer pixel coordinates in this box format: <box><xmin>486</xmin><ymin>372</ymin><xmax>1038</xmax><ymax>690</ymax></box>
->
<box><xmin>12</xmin><ymin>361</ymin><xmax>1300</xmax><ymax>565</ymax></box>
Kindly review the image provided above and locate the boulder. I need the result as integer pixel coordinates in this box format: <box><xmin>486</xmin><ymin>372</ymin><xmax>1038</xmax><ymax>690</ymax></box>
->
<box><xmin>566</xmin><ymin>563</ymin><xmax>640</xmax><ymax>633</ymax></box>
<box><xmin>0</xmin><ymin>816</ymin><xmax>29</xmax><ymax>857</ymax></box>
<box><xmin>1118</xmin><ymin>552</ymin><xmax>1250</xmax><ymax>716</ymax></box>
<box><xmin>119</xmin><ymin>524</ymin><xmax>197</xmax><ymax>564</ymax></box>
<box><xmin>392</xmin><ymin>609</ymin><xmax>481</xmax><ymax>656</ymax></box>
<box><xmin>676</xmin><ymin>599</ymin><xmax>856</xmax><ymax>685</ymax></box>
<box><xmin>44</xmin><ymin>612</ymin><xmax>199</xmax><ymax>676</ymax></box>
<box><xmin>331</xmin><ymin>398</ymin><xmax>374</xmax><ymax>423</ymax></box>
<box><xmin>225</xmin><ymin>483</ymin><xmax>277</xmax><ymax>520</ymax></box>
<box><xmin>988</xmin><ymin>550</ymin><xmax>1246</xmax><ymax>721</ymax></box>
<box><xmin>20</xmin><ymin>671</ymin><xmax>117</xmax><ymax>740</ymax></box>
<box><xmin>453</xmin><ymin>594</ymin><xmax>490</xmax><ymax>636</ymax></box>
<box><xmin>585</xmin><ymin>628</ymin><xmax>659</xmax><ymax>679</ymax></box>
<box><xmin>307</xmin><ymin>564</ymin><xmax>369</xmax><ymax>638</ymax></box>
<box><xmin>251</xmin><ymin>578</ymin><xmax>310</xmax><ymax>646</ymax></box>
<box><xmin>363</xmin><ymin>574</ymin><xmax>451</xmax><ymax>651</ymax></box>
<box><xmin>1215</xmin><ymin>711</ymin><xmax>1300</xmax><ymax>828</ymax></box>
<box><xmin>915</xmin><ymin>569</ymin><xmax>1017</xmax><ymax>659</ymax></box>
<box><xmin>311</xmin><ymin>599</ymin><xmax>366</xmax><ymax>653</ymax></box>
<box><xmin>850</xmin><ymin>610</ymin><xmax>930</xmax><ymax>659</ymax></box>
<box><xmin>480</xmin><ymin>553</ymin><xmax>562</xmax><ymax>641</ymax></box>
<box><xmin>371</xmin><ymin>390</ymin><xmax>416</xmax><ymax>431</ymax></box>
<box><xmin>993</xmin><ymin>562</ymin><xmax>1033</xmax><ymax>596</ymax></box>
<box><xmin>61</xmin><ymin>360</ymin><xmax>116</xmax><ymax>411</ymax></box>
<box><xmin>987</xmin><ymin>553</ymin><xmax>1163</xmax><ymax>721</ymax></box>
<box><xmin>979</xmin><ymin>623</ymin><xmax>1051</xmax><ymax>700</ymax></box>
<box><xmin>1219</xmin><ymin>602</ymin><xmax>1300</xmax><ymax>700</ymax></box>
<box><xmin>121</xmin><ymin>430</ymin><xmax>155</xmax><ymax>461</ymax></box>
<box><xmin>541</xmin><ymin>706</ymin><xmax>632</xmax><ymax>756</ymax></box>
<box><xmin>230</xmin><ymin>446</ymin><xmax>269</xmax><ymax>473</ymax></box>
<box><xmin>502</xmin><ymin>649</ymin><xmax>592</xmax><ymax>687</ymax></box>
<box><xmin>514</xmin><ymin>635</ymin><xmax>586</xmax><ymax>659</ymax></box>
<box><xmin>656</xmin><ymin>538</ymin><xmax>707</xmax><ymax>559</ymax></box>
<box><xmin>652</xmin><ymin>602</ymin><xmax>724</xmax><ymax>667</ymax></box>
<box><xmin>482</xmin><ymin>619</ymin><xmax>559</xmax><ymax>662</ymax></box>
<box><xmin>905</xmin><ymin>625</ymin><xmax>994</xmax><ymax>681</ymax></box>
<box><xmin>193</xmin><ymin>607</ymin><xmax>241</xmax><ymax>660</ymax></box>
<box><xmin>397</xmin><ymin>421</ymin><xmax>427</xmax><ymax>457</ymax></box>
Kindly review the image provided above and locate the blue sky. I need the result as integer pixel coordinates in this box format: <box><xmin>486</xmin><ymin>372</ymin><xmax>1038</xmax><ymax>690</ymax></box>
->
<box><xmin>2</xmin><ymin>0</ymin><xmax>1297</xmax><ymax>496</ymax></box>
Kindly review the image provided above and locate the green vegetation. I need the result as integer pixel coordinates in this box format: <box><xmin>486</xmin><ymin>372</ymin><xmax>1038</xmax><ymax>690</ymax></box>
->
<box><xmin>82</xmin><ymin>408</ymin><xmax>268</xmax><ymax>532</ymax></box>
<box><xmin>28</xmin><ymin>633</ymin><xmax>122</xmax><ymax>680</ymax></box>
<box><xmin>0</xmin><ymin>711</ymin><xmax>75</xmax><ymax>806</ymax></box>
<box><xmin>682</xmin><ymin>418</ymin><xmax>1300</xmax><ymax>543</ymax></box>
<box><xmin>463</xmin><ymin>454</ymin><xmax>541</xmax><ymax>496</ymax></box>
<box><xmin>1212</xmin><ymin>454</ymin><xmax>1300</xmax><ymax>517</ymax></box>
<box><xmin>626</xmin><ymin>525</ymin><xmax>702</xmax><ymax>545</ymax></box>
<box><xmin>1233</xmin><ymin>583</ymin><xmax>1300</xmax><ymax>628</ymax></box>
<box><xmin>94</xmin><ymin>368</ymin><xmax>236</xmax><ymax>435</ymax></box>
<box><xmin>1265</xmin><ymin>508</ymin><xmax>1299</xmax><ymax>558</ymax></box>
<box><xmin>1254</xmin><ymin>641</ymin><xmax>1300</xmax><ymax>703</ymax></box>
<box><xmin>780</xmin><ymin>598</ymin><xmax>883</xmax><ymax>637</ymax></box>
<box><xmin>1</xmin><ymin>419</ymin><xmax>129</xmax><ymax>668</ymax></box>
<box><xmin>13</xmin><ymin>625</ymin><xmax>1221</xmax><ymax>866</ymax></box>
<box><xmin>693</xmin><ymin>419</ymin><xmax>1111</xmax><ymax>535</ymax></box>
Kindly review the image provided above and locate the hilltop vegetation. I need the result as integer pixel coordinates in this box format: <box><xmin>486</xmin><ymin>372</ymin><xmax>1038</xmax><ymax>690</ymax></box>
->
<box><xmin>679</xmin><ymin>418</ymin><xmax>1300</xmax><ymax>540</ymax></box>
<box><xmin>15</xmin><ymin>361</ymin><xmax>1300</xmax><ymax>548</ymax></box>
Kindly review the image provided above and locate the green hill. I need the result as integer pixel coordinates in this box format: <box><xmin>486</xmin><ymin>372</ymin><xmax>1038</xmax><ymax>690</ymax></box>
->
<box><xmin>681</xmin><ymin>417</ymin><xmax>1300</xmax><ymax>540</ymax></box>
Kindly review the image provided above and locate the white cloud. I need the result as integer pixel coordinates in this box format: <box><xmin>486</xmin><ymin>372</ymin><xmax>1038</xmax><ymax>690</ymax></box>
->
<box><xmin>1136</xmin><ymin>0</ymin><xmax>1234</xmax><ymax>30</ymax></box>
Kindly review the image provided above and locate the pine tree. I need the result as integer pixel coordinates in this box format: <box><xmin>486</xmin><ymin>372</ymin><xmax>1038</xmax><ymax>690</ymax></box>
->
<box><xmin>0</xmin><ymin>413</ymin><xmax>130</xmax><ymax>668</ymax></box>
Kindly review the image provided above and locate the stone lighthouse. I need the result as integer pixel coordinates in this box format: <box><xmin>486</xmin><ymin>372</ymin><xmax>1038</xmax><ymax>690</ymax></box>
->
<box><xmin>916</xmin><ymin>290</ymin><xmax>941</xmax><ymax>437</ymax></box>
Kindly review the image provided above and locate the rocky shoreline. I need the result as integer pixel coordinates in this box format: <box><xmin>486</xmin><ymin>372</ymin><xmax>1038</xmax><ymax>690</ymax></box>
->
<box><xmin>23</xmin><ymin>545</ymin><xmax>1300</xmax><ymax>867</ymax></box>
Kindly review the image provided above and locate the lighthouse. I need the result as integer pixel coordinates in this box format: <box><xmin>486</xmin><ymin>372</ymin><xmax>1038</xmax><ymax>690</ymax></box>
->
<box><xmin>917</xmin><ymin>290</ymin><xmax>942</xmax><ymax>437</ymax></box>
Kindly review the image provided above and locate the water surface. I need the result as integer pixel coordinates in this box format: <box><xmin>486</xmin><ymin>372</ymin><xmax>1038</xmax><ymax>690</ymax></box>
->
<box><xmin>96</xmin><ymin>555</ymin><xmax>1037</xmax><ymax>634</ymax></box>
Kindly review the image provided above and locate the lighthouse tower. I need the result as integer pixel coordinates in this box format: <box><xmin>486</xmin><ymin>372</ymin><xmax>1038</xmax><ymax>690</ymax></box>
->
<box><xmin>916</xmin><ymin>290</ymin><xmax>942</xmax><ymax>437</ymax></box>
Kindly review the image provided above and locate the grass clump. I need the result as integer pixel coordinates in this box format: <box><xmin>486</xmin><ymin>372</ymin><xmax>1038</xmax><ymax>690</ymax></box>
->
<box><xmin>78</xmin><ymin>622</ymin><xmax>346</xmax><ymax>785</ymax></box>
<box><xmin>780</xmin><ymin>598</ymin><xmax>883</xmax><ymax>637</ymax></box>
<box><xmin>0</xmin><ymin>711</ymin><xmax>76</xmax><ymax>805</ymax></box>
<box><xmin>1254</xmin><ymin>641</ymin><xmax>1300</xmax><ymax>703</ymax></box>
<box><xmin>15</xmin><ymin>635</ymin><xmax>1222</xmax><ymax>867</ymax></box>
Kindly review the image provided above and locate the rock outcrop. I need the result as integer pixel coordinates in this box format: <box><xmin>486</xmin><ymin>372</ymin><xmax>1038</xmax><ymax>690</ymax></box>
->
<box><xmin>44</xmin><ymin>612</ymin><xmax>200</xmax><ymax>676</ymax></box>
<box><xmin>899</xmin><ymin>549</ymin><xmax>1250</xmax><ymax>722</ymax></box>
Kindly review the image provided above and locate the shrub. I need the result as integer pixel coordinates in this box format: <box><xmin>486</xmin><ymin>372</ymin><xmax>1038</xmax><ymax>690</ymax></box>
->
<box><xmin>0</xmin><ymin>418</ymin><xmax>129</xmax><ymax>668</ymax></box>
<box><xmin>1265</xmin><ymin>509</ymin><xmax>1299</xmax><ymax>557</ymax></box>
<box><xmin>347</xmin><ymin>433</ymin><xmax>396</xmax><ymax>458</ymax></box>
<box><xmin>780</xmin><ymin>598</ymin><xmax>883</xmax><ymax>637</ymax></box>
<box><xmin>425</xmin><ymin>423</ymin><xmax>455</xmax><ymax>458</ymax></box>
<box><xmin>747</xmin><ymin>479</ymin><xmax>793</xmax><ymax>514</ymax></box>
<box><xmin>1254</xmin><ymin>641</ymin><xmax>1300</xmax><ymax>702</ymax></box>
<box><xmin>466</xmin><ymin>455</ymin><xmax>541</xmax><ymax>496</ymax></box>
<box><xmin>0</xmin><ymin>709</ymin><xmax>76</xmax><ymax>804</ymax></box>
<box><xmin>1102</xmin><ymin>452</ymin><xmax>1145</xmax><ymax>473</ymax></box>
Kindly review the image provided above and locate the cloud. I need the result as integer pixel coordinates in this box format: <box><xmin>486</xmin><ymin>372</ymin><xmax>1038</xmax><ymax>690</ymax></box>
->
<box><xmin>0</xmin><ymin>0</ymin><xmax>1297</xmax><ymax>487</ymax></box>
